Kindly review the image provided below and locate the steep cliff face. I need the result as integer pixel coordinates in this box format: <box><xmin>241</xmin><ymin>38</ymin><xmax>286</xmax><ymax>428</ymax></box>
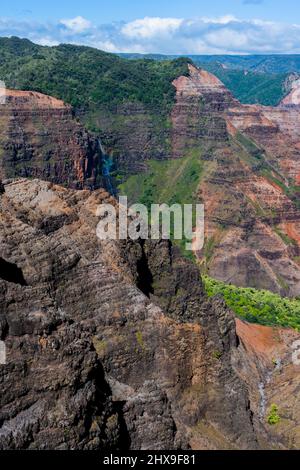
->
<box><xmin>1</xmin><ymin>178</ymin><xmax>300</xmax><ymax>450</ymax></box>
<box><xmin>169</xmin><ymin>65</ymin><xmax>300</xmax><ymax>296</ymax></box>
<box><xmin>0</xmin><ymin>177</ymin><xmax>274</xmax><ymax>450</ymax></box>
<box><xmin>171</xmin><ymin>65</ymin><xmax>236</xmax><ymax>158</ymax></box>
<box><xmin>236</xmin><ymin>319</ymin><xmax>300</xmax><ymax>449</ymax></box>
<box><xmin>0</xmin><ymin>90</ymin><xmax>102</xmax><ymax>189</ymax></box>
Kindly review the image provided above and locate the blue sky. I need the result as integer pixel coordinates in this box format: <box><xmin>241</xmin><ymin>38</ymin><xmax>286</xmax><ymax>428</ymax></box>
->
<box><xmin>1</xmin><ymin>0</ymin><xmax>300</xmax><ymax>54</ymax></box>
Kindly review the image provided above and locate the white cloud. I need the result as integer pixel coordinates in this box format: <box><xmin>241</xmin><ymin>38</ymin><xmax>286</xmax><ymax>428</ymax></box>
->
<box><xmin>205</xmin><ymin>28</ymin><xmax>249</xmax><ymax>49</ymax></box>
<box><xmin>60</xmin><ymin>16</ymin><xmax>91</xmax><ymax>33</ymax></box>
<box><xmin>121</xmin><ymin>17</ymin><xmax>183</xmax><ymax>39</ymax></box>
<box><xmin>1</xmin><ymin>14</ymin><xmax>300</xmax><ymax>55</ymax></box>
<box><xmin>201</xmin><ymin>15</ymin><xmax>240</xmax><ymax>25</ymax></box>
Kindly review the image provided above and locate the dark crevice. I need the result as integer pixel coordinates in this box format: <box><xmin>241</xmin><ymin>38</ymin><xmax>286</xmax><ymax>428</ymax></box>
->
<box><xmin>0</xmin><ymin>320</ymin><xmax>9</xmax><ymax>341</ymax></box>
<box><xmin>0</xmin><ymin>258</ymin><xmax>27</xmax><ymax>286</ymax></box>
<box><xmin>83</xmin><ymin>358</ymin><xmax>131</xmax><ymax>450</ymax></box>
<box><xmin>114</xmin><ymin>401</ymin><xmax>131</xmax><ymax>451</ymax></box>
<box><xmin>136</xmin><ymin>241</ymin><xmax>154</xmax><ymax>298</ymax></box>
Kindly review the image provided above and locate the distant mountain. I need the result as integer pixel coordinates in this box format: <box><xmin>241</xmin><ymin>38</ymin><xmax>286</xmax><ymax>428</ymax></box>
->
<box><xmin>120</xmin><ymin>53</ymin><xmax>300</xmax><ymax>74</ymax></box>
<box><xmin>0</xmin><ymin>37</ymin><xmax>190</xmax><ymax>110</ymax></box>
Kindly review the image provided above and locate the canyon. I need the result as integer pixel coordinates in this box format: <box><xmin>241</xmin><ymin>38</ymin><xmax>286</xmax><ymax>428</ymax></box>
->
<box><xmin>2</xmin><ymin>66</ymin><xmax>300</xmax><ymax>297</ymax></box>
<box><xmin>119</xmin><ymin>64</ymin><xmax>300</xmax><ymax>297</ymax></box>
<box><xmin>0</xmin><ymin>53</ymin><xmax>300</xmax><ymax>449</ymax></box>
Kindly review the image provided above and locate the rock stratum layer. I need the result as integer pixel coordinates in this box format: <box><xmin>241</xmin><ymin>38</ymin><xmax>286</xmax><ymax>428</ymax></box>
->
<box><xmin>0</xmin><ymin>178</ymin><xmax>300</xmax><ymax>450</ymax></box>
<box><xmin>0</xmin><ymin>89</ymin><xmax>102</xmax><ymax>189</ymax></box>
<box><xmin>170</xmin><ymin>65</ymin><xmax>300</xmax><ymax>296</ymax></box>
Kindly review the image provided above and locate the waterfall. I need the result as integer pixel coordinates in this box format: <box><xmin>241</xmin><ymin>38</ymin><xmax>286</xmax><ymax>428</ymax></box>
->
<box><xmin>98</xmin><ymin>139</ymin><xmax>116</xmax><ymax>196</ymax></box>
<box><xmin>98</xmin><ymin>139</ymin><xmax>105</xmax><ymax>155</ymax></box>
<box><xmin>258</xmin><ymin>359</ymin><xmax>282</xmax><ymax>419</ymax></box>
<box><xmin>258</xmin><ymin>381</ymin><xmax>268</xmax><ymax>418</ymax></box>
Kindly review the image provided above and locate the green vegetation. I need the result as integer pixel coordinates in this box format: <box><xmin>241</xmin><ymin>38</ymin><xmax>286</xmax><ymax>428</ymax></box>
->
<box><xmin>202</xmin><ymin>63</ymin><xmax>287</xmax><ymax>106</ymax></box>
<box><xmin>0</xmin><ymin>37</ymin><xmax>190</xmax><ymax>112</ymax></box>
<box><xmin>204</xmin><ymin>236</ymin><xmax>218</xmax><ymax>266</ymax></box>
<box><xmin>212</xmin><ymin>351</ymin><xmax>223</xmax><ymax>360</ymax></box>
<box><xmin>119</xmin><ymin>148</ymin><xmax>203</xmax><ymax>259</ymax></box>
<box><xmin>121</xmin><ymin>53</ymin><xmax>291</xmax><ymax>106</ymax></box>
<box><xmin>267</xmin><ymin>404</ymin><xmax>281</xmax><ymax>425</ymax></box>
<box><xmin>0</xmin><ymin>37</ymin><xmax>291</xmax><ymax>114</ymax></box>
<box><xmin>119</xmin><ymin>149</ymin><xmax>202</xmax><ymax>207</ymax></box>
<box><xmin>204</xmin><ymin>276</ymin><xmax>300</xmax><ymax>330</ymax></box>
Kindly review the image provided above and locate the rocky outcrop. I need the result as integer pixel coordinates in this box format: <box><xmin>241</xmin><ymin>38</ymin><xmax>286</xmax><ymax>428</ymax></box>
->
<box><xmin>0</xmin><ymin>90</ymin><xmax>103</xmax><ymax>189</ymax></box>
<box><xmin>171</xmin><ymin>65</ymin><xmax>235</xmax><ymax>158</ymax></box>
<box><xmin>95</xmin><ymin>102</ymin><xmax>172</xmax><ymax>174</ymax></box>
<box><xmin>1</xmin><ymin>178</ymin><xmax>300</xmax><ymax>449</ymax></box>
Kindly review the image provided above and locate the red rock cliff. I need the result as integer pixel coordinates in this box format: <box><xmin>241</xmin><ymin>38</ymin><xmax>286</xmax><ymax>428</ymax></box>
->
<box><xmin>0</xmin><ymin>89</ymin><xmax>102</xmax><ymax>189</ymax></box>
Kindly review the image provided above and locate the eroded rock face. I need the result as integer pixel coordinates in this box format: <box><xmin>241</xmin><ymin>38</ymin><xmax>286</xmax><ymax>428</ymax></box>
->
<box><xmin>170</xmin><ymin>65</ymin><xmax>300</xmax><ymax>296</ymax></box>
<box><xmin>171</xmin><ymin>65</ymin><xmax>233</xmax><ymax>158</ymax></box>
<box><xmin>0</xmin><ymin>90</ymin><xmax>102</xmax><ymax>189</ymax></box>
<box><xmin>0</xmin><ymin>178</ymin><xmax>262</xmax><ymax>450</ymax></box>
<box><xmin>1</xmin><ymin>178</ymin><xmax>300</xmax><ymax>449</ymax></box>
<box><xmin>235</xmin><ymin>320</ymin><xmax>300</xmax><ymax>449</ymax></box>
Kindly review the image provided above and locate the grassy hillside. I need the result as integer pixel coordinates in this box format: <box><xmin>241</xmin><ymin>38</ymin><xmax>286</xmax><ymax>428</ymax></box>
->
<box><xmin>204</xmin><ymin>276</ymin><xmax>300</xmax><ymax>330</ymax></box>
<box><xmin>118</xmin><ymin>149</ymin><xmax>203</xmax><ymax>258</ymax></box>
